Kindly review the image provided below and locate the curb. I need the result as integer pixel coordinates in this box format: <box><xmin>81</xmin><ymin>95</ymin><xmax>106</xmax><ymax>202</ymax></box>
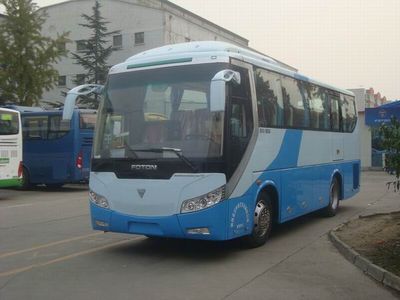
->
<box><xmin>329</xmin><ymin>216</ymin><xmax>400</xmax><ymax>293</ymax></box>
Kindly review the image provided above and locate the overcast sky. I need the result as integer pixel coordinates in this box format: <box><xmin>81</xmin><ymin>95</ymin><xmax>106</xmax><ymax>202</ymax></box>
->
<box><xmin>3</xmin><ymin>0</ymin><xmax>400</xmax><ymax>100</ymax></box>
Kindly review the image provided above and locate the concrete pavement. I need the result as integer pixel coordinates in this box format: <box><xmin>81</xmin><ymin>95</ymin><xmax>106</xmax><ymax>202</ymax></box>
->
<box><xmin>0</xmin><ymin>172</ymin><xmax>399</xmax><ymax>299</ymax></box>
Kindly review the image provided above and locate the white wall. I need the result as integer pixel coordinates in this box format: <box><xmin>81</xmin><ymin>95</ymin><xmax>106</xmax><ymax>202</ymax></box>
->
<box><xmin>349</xmin><ymin>88</ymin><xmax>372</xmax><ymax>169</ymax></box>
<box><xmin>350</xmin><ymin>88</ymin><xmax>366</xmax><ymax>112</ymax></box>
<box><xmin>40</xmin><ymin>0</ymin><xmax>247</xmax><ymax>104</ymax></box>
<box><xmin>40</xmin><ymin>0</ymin><xmax>165</xmax><ymax>103</ymax></box>
<box><xmin>163</xmin><ymin>9</ymin><xmax>247</xmax><ymax>46</ymax></box>
<box><xmin>358</xmin><ymin>112</ymin><xmax>372</xmax><ymax>169</ymax></box>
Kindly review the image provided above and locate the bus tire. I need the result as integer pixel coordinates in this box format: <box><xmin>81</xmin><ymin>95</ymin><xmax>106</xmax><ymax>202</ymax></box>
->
<box><xmin>321</xmin><ymin>177</ymin><xmax>340</xmax><ymax>217</ymax></box>
<box><xmin>20</xmin><ymin>167</ymin><xmax>31</xmax><ymax>190</ymax></box>
<box><xmin>46</xmin><ymin>183</ymin><xmax>64</xmax><ymax>189</ymax></box>
<box><xmin>242</xmin><ymin>194</ymin><xmax>273</xmax><ymax>248</ymax></box>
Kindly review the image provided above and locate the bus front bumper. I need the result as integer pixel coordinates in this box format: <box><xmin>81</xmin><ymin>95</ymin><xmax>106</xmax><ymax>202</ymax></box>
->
<box><xmin>90</xmin><ymin>201</ymin><xmax>228</xmax><ymax>241</ymax></box>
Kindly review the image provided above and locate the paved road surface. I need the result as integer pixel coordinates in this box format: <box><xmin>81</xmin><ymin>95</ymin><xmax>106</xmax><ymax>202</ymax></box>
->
<box><xmin>0</xmin><ymin>172</ymin><xmax>398</xmax><ymax>299</ymax></box>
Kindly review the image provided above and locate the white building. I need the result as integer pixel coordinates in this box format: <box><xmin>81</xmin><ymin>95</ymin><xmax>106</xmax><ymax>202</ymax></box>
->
<box><xmin>38</xmin><ymin>0</ymin><xmax>249</xmax><ymax>104</ymax></box>
<box><xmin>349</xmin><ymin>88</ymin><xmax>389</xmax><ymax>169</ymax></box>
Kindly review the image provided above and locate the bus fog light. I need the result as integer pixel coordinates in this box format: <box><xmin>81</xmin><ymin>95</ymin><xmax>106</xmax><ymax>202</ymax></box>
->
<box><xmin>89</xmin><ymin>190</ymin><xmax>109</xmax><ymax>209</ymax></box>
<box><xmin>181</xmin><ymin>185</ymin><xmax>225</xmax><ymax>213</ymax></box>
<box><xmin>95</xmin><ymin>220</ymin><xmax>109</xmax><ymax>227</ymax></box>
<box><xmin>187</xmin><ymin>227</ymin><xmax>210</xmax><ymax>235</ymax></box>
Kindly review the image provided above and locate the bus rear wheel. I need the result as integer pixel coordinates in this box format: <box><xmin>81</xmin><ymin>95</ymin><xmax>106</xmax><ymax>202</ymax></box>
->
<box><xmin>321</xmin><ymin>177</ymin><xmax>340</xmax><ymax>217</ymax></box>
<box><xmin>20</xmin><ymin>167</ymin><xmax>31</xmax><ymax>190</ymax></box>
<box><xmin>242</xmin><ymin>195</ymin><xmax>273</xmax><ymax>248</ymax></box>
<box><xmin>46</xmin><ymin>183</ymin><xmax>64</xmax><ymax>189</ymax></box>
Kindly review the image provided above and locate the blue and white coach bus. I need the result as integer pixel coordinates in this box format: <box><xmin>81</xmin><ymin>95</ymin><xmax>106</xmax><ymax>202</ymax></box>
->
<box><xmin>86</xmin><ymin>42</ymin><xmax>360</xmax><ymax>247</ymax></box>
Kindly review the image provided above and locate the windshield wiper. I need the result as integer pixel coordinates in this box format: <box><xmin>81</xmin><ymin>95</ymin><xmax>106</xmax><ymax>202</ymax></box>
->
<box><xmin>130</xmin><ymin>147</ymin><xmax>198</xmax><ymax>172</ymax></box>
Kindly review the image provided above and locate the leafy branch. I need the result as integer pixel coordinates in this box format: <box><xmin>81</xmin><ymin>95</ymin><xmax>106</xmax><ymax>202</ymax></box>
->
<box><xmin>380</xmin><ymin>117</ymin><xmax>400</xmax><ymax>192</ymax></box>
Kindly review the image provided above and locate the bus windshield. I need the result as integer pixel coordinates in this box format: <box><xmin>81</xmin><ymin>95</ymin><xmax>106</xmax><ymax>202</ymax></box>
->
<box><xmin>94</xmin><ymin>63</ymin><xmax>227</xmax><ymax>160</ymax></box>
<box><xmin>80</xmin><ymin>112</ymin><xmax>97</xmax><ymax>130</ymax></box>
<box><xmin>0</xmin><ymin>111</ymin><xmax>19</xmax><ymax>135</ymax></box>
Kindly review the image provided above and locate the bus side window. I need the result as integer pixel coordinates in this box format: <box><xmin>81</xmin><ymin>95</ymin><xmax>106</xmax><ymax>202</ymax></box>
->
<box><xmin>281</xmin><ymin>76</ymin><xmax>309</xmax><ymax>128</ymax></box>
<box><xmin>282</xmin><ymin>87</ymin><xmax>293</xmax><ymax>127</ymax></box>
<box><xmin>341</xmin><ymin>94</ymin><xmax>357</xmax><ymax>132</ymax></box>
<box><xmin>329</xmin><ymin>93</ymin><xmax>341</xmax><ymax>131</ymax></box>
<box><xmin>306</xmin><ymin>84</ymin><xmax>329</xmax><ymax>130</ymax></box>
<box><xmin>49</xmin><ymin>115</ymin><xmax>68</xmax><ymax>139</ymax></box>
<box><xmin>23</xmin><ymin>116</ymin><xmax>49</xmax><ymax>139</ymax></box>
<box><xmin>229</xmin><ymin>68</ymin><xmax>253</xmax><ymax>139</ymax></box>
<box><xmin>254</xmin><ymin>68</ymin><xmax>283</xmax><ymax>127</ymax></box>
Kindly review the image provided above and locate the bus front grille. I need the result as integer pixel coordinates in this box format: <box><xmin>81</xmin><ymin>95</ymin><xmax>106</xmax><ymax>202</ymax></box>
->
<box><xmin>0</xmin><ymin>138</ymin><xmax>18</xmax><ymax>147</ymax></box>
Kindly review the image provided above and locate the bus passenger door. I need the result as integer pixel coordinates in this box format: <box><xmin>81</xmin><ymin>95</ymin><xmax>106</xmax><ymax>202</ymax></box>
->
<box><xmin>224</xmin><ymin>65</ymin><xmax>254</xmax><ymax>181</ymax></box>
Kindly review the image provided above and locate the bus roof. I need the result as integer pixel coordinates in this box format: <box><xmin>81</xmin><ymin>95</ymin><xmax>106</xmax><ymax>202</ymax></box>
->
<box><xmin>2</xmin><ymin>105</ymin><xmax>45</xmax><ymax>112</ymax></box>
<box><xmin>2</xmin><ymin>105</ymin><xmax>96</xmax><ymax>115</ymax></box>
<box><xmin>0</xmin><ymin>107</ymin><xmax>21</xmax><ymax>115</ymax></box>
<box><xmin>112</xmin><ymin>41</ymin><xmax>353</xmax><ymax>97</ymax></box>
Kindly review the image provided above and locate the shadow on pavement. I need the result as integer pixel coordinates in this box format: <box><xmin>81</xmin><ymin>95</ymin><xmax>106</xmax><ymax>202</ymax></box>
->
<box><xmin>109</xmin><ymin>236</ymin><xmax>243</xmax><ymax>262</ymax></box>
<box><xmin>105</xmin><ymin>204</ymin><xmax>359</xmax><ymax>262</ymax></box>
<box><xmin>2</xmin><ymin>183</ymin><xmax>88</xmax><ymax>193</ymax></box>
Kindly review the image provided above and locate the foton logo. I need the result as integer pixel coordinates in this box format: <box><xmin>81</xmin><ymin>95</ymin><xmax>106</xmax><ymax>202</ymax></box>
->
<box><xmin>131</xmin><ymin>164</ymin><xmax>158</xmax><ymax>171</ymax></box>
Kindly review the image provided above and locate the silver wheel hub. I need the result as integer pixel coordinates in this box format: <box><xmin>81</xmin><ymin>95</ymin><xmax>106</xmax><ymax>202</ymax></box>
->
<box><xmin>330</xmin><ymin>184</ymin><xmax>339</xmax><ymax>210</ymax></box>
<box><xmin>254</xmin><ymin>201</ymin><xmax>270</xmax><ymax>237</ymax></box>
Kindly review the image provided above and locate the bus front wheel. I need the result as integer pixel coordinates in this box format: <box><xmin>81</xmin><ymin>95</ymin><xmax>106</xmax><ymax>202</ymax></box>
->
<box><xmin>242</xmin><ymin>194</ymin><xmax>273</xmax><ymax>248</ymax></box>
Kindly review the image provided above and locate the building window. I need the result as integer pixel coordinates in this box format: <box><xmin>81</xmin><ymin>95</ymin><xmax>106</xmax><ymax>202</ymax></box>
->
<box><xmin>76</xmin><ymin>40</ymin><xmax>87</xmax><ymax>52</ymax></box>
<box><xmin>57</xmin><ymin>41</ymin><xmax>66</xmax><ymax>52</ymax></box>
<box><xmin>134</xmin><ymin>32</ymin><xmax>144</xmax><ymax>45</ymax></box>
<box><xmin>58</xmin><ymin>75</ymin><xmax>66</xmax><ymax>87</ymax></box>
<box><xmin>76</xmin><ymin>74</ymin><xmax>85</xmax><ymax>85</ymax></box>
<box><xmin>113</xmin><ymin>34</ymin><xmax>122</xmax><ymax>49</ymax></box>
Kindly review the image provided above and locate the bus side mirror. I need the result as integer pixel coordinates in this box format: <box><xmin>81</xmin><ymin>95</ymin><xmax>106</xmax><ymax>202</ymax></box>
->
<box><xmin>62</xmin><ymin>84</ymin><xmax>104</xmax><ymax>121</ymax></box>
<box><xmin>210</xmin><ymin>70</ymin><xmax>240</xmax><ymax>112</ymax></box>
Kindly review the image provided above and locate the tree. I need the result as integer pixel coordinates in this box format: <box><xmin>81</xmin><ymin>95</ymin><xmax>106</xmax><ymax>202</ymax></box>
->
<box><xmin>0</xmin><ymin>0</ymin><xmax>68</xmax><ymax>106</ymax></box>
<box><xmin>380</xmin><ymin>117</ymin><xmax>400</xmax><ymax>191</ymax></box>
<box><xmin>71</xmin><ymin>0</ymin><xmax>119</xmax><ymax>108</ymax></box>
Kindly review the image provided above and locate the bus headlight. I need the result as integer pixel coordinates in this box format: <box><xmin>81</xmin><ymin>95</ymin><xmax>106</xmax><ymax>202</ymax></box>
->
<box><xmin>181</xmin><ymin>186</ymin><xmax>225</xmax><ymax>213</ymax></box>
<box><xmin>89</xmin><ymin>190</ymin><xmax>109</xmax><ymax>209</ymax></box>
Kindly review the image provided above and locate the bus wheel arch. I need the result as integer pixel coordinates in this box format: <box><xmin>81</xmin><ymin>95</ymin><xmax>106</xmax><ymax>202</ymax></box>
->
<box><xmin>331</xmin><ymin>171</ymin><xmax>343</xmax><ymax>200</ymax></box>
<box><xmin>242</xmin><ymin>183</ymin><xmax>278</xmax><ymax>248</ymax></box>
<box><xmin>334</xmin><ymin>172</ymin><xmax>344</xmax><ymax>200</ymax></box>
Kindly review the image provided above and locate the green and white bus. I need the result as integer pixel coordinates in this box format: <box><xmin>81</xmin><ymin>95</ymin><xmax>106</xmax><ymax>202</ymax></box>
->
<box><xmin>0</xmin><ymin>108</ymin><xmax>23</xmax><ymax>188</ymax></box>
